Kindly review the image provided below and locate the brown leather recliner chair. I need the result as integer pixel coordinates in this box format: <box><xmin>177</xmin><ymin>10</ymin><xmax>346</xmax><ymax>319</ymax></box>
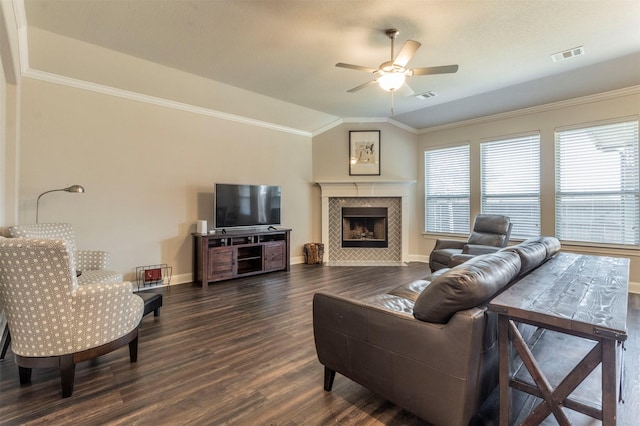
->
<box><xmin>429</xmin><ymin>214</ymin><xmax>512</xmax><ymax>272</ymax></box>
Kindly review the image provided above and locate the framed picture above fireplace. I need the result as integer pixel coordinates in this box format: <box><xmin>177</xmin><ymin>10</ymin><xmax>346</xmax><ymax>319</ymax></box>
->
<box><xmin>349</xmin><ymin>130</ymin><xmax>380</xmax><ymax>176</ymax></box>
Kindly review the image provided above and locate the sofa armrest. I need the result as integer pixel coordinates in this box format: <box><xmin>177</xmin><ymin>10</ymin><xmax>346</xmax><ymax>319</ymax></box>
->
<box><xmin>313</xmin><ymin>291</ymin><xmax>490</xmax><ymax>425</ymax></box>
<box><xmin>71</xmin><ymin>281</ymin><xmax>144</xmax><ymax>350</ymax></box>
<box><xmin>76</xmin><ymin>249</ymin><xmax>111</xmax><ymax>270</ymax></box>
<box><xmin>433</xmin><ymin>238</ymin><xmax>466</xmax><ymax>251</ymax></box>
<box><xmin>462</xmin><ymin>244</ymin><xmax>501</xmax><ymax>255</ymax></box>
<box><xmin>449</xmin><ymin>253</ymin><xmax>475</xmax><ymax>267</ymax></box>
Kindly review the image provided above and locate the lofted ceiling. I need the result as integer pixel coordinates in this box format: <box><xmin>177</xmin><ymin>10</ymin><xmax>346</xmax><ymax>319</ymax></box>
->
<box><xmin>21</xmin><ymin>0</ymin><xmax>640</xmax><ymax>133</ymax></box>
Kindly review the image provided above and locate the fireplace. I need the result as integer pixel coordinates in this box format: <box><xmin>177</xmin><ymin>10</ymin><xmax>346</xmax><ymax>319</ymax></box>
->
<box><xmin>342</xmin><ymin>207</ymin><xmax>388</xmax><ymax>248</ymax></box>
<box><xmin>317</xmin><ymin>181</ymin><xmax>413</xmax><ymax>266</ymax></box>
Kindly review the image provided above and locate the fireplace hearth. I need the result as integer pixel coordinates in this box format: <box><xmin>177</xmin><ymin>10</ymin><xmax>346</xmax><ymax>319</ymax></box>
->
<box><xmin>342</xmin><ymin>207</ymin><xmax>388</xmax><ymax>248</ymax></box>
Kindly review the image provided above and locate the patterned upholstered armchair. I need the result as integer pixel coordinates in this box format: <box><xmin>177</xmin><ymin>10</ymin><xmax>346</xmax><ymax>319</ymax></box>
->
<box><xmin>0</xmin><ymin>238</ymin><xmax>144</xmax><ymax>398</ymax></box>
<box><xmin>8</xmin><ymin>223</ymin><xmax>122</xmax><ymax>285</ymax></box>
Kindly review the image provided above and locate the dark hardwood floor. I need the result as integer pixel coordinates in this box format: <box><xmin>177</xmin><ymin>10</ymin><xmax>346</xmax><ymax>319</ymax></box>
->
<box><xmin>0</xmin><ymin>263</ymin><xmax>638</xmax><ymax>425</ymax></box>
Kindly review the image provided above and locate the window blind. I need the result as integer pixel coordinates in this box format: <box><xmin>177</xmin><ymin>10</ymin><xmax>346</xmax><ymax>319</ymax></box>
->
<box><xmin>481</xmin><ymin>134</ymin><xmax>541</xmax><ymax>238</ymax></box>
<box><xmin>555</xmin><ymin>119</ymin><xmax>639</xmax><ymax>246</ymax></box>
<box><xmin>425</xmin><ymin>145</ymin><xmax>470</xmax><ymax>233</ymax></box>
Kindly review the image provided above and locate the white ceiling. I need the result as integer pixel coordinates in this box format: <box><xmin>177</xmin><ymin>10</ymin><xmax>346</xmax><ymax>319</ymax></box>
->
<box><xmin>22</xmin><ymin>0</ymin><xmax>640</xmax><ymax>132</ymax></box>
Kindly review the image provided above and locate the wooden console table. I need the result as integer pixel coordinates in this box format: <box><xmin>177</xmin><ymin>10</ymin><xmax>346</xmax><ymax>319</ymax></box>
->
<box><xmin>192</xmin><ymin>228</ymin><xmax>291</xmax><ymax>287</ymax></box>
<box><xmin>488</xmin><ymin>252</ymin><xmax>628</xmax><ymax>425</ymax></box>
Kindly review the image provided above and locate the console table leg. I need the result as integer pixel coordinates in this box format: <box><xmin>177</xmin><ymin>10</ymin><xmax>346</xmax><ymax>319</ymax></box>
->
<box><xmin>601</xmin><ymin>338</ymin><xmax>617</xmax><ymax>426</ymax></box>
<box><xmin>498</xmin><ymin>316</ymin><xmax>510</xmax><ymax>426</ymax></box>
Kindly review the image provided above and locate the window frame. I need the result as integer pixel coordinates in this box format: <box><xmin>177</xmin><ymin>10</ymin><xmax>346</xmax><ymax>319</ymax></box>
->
<box><xmin>554</xmin><ymin>117</ymin><xmax>640</xmax><ymax>248</ymax></box>
<box><xmin>480</xmin><ymin>132</ymin><xmax>541</xmax><ymax>239</ymax></box>
<box><xmin>424</xmin><ymin>143</ymin><xmax>471</xmax><ymax>235</ymax></box>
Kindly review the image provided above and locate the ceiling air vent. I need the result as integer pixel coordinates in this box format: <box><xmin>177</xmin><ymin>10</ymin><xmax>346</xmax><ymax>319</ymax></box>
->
<box><xmin>415</xmin><ymin>91</ymin><xmax>437</xmax><ymax>100</ymax></box>
<box><xmin>551</xmin><ymin>46</ymin><xmax>585</xmax><ymax>62</ymax></box>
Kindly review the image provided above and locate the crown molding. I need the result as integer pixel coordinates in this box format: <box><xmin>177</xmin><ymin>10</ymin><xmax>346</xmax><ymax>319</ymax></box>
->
<box><xmin>311</xmin><ymin>117</ymin><xmax>418</xmax><ymax>137</ymax></box>
<box><xmin>23</xmin><ymin>68</ymin><xmax>313</xmax><ymax>137</ymax></box>
<box><xmin>311</xmin><ymin>119</ymin><xmax>344</xmax><ymax>136</ymax></box>
<box><xmin>418</xmin><ymin>85</ymin><xmax>640</xmax><ymax>134</ymax></box>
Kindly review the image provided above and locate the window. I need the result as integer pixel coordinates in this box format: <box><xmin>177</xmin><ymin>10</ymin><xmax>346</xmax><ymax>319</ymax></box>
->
<box><xmin>425</xmin><ymin>145</ymin><xmax>470</xmax><ymax>233</ymax></box>
<box><xmin>481</xmin><ymin>134</ymin><xmax>541</xmax><ymax>238</ymax></box>
<box><xmin>555</xmin><ymin>119</ymin><xmax>639</xmax><ymax>246</ymax></box>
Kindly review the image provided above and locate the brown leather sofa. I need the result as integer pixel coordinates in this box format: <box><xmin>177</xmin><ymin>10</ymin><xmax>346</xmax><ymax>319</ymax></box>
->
<box><xmin>313</xmin><ymin>237</ymin><xmax>560</xmax><ymax>425</ymax></box>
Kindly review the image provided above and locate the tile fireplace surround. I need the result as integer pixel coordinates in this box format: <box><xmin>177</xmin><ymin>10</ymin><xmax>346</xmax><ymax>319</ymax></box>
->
<box><xmin>317</xmin><ymin>181</ymin><xmax>413</xmax><ymax>266</ymax></box>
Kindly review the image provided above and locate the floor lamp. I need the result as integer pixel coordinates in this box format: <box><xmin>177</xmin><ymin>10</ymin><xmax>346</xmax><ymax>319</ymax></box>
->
<box><xmin>36</xmin><ymin>185</ymin><xmax>85</xmax><ymax>223</ymax></box>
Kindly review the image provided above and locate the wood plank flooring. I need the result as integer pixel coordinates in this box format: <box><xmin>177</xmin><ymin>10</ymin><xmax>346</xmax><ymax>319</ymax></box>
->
<box><xmin>0</xmin><ymin>263</ymin><xmax>638</xmax><ymax>425</ymax></box>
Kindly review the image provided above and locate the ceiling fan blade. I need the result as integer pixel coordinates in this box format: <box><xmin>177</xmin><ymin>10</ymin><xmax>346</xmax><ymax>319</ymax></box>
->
<box><xmin>399</xmin><ymin>82</ymin><xmax>415</xmax><ymax>97</ymax></box>
<box><xmin>347</xmin><ymin>80</ymin><xmax>377</xmax><ymax>93</ymax></box>
<box><xmin>411</xmin><ymin>64</ymin><xmax>459</xmax><ymax>76</ymax></box>
<box><xmin>393</xmin><ymin>40</ymin><xmax>421</xmax><ymax>67</ymax></box>
<box><xmin>336</xmin><ymin>63</ymin><xmax>379</xmax><ymax>73</ymax></box>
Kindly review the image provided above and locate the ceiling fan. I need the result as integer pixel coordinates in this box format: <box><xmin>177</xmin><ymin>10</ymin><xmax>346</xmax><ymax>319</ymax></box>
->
<box><xmin>336</xmin><ymin>29</ymin><xmax>459</xmax><ymax>97</ymax></box>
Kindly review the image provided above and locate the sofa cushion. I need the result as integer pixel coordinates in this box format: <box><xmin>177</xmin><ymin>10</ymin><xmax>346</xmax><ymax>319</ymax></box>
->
<box><xmin>500</xmin><ymin>241</ymin><xmax>547</xmax><ymax>276</ymax></box>
<box><xmin>362</xmin><ymin>293</ymin><xmax>415</xmax><ymax>314</ymax></box>
<box><xmin>522</xmin><ymin>236</ymin><xmax>561</xmax><ymax>259</ymax></box>
<box><xmin>387</xmin><ymin>280</ymin><xmax>430</xmax><ymax>302</ymax></box>
<box><xmin>413</xmin><ymin>251</ymin><xmax>521</xmax><ymax>324</ymax></box>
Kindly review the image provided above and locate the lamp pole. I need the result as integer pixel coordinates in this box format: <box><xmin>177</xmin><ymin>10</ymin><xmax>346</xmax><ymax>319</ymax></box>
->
<box><xmin>36</xmin><ymin>185</ymin><xmax>85</xmax><ymax>223</ymax></box>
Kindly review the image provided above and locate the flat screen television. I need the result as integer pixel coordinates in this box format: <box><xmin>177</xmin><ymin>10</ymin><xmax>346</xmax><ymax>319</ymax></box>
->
<box><xmin>214</xmin><ymin>183</ymin><xmax>281</xmax><ymax>229</ymax></box>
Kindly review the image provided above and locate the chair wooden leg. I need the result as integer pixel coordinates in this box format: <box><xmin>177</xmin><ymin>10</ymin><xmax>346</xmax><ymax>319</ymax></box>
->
<box><xmin>18</xmin><ymin>366</ymin><xmax>32</xmax><ymax>385</ymax></box>
<box><xmin>324</xmin><ymin>366</ymin><xmax>336</xmax><ymax>391</ymax></box>
<box><xmin>1</xmin><ymin>328</ymin><xmax>10</xmax><ymax>360</ymax></box>
<box><xmin>60</xmin><ymin>355</ymin><xmax>75</xmax><ymax>398</ymax></box>
<box><xmin>128</xmin><ymin>335</ymin><xmax>138</xmax><ymax>363</ymax></box>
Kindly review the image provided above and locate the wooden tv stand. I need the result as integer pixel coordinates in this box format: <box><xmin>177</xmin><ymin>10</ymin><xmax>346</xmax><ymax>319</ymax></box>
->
<box><xmin>192</xmin><ymin>228</ymin><xmax>291</xmax><ymax>287</ymax></box>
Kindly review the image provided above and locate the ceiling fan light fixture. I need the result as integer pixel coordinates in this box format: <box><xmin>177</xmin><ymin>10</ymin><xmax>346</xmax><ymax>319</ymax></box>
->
<box><xmin>378</xmin><ymin>72</ymin><xmax>406</xmax><ymax>92</ymax></box>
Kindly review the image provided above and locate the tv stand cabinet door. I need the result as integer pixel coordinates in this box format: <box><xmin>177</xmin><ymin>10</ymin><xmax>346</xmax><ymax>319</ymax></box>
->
<box><xmin>207</xmin><ymin>246</ymin><xmax>236</xmax><ymax>281</ymax></box>
<box><xmin>264</xmin><ymin>241</ymin><xmax>286</xmax><ymax>271</ymax></box>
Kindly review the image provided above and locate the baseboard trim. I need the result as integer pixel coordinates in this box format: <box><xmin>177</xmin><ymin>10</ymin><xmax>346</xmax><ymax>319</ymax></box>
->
<box><xmin>170</xmin><ymin>272</ymin><xmax>194</xmax><ymax>285</ymax></box>
<box><xmin>291</xmin><ymin>256</ymin><xmax>305</xmax><ymax>265</ymax></box>
<box><xmin>409</xmin><ymin>254</ymin><xmax>429</xmax><ymax>264</ymax></box>
<box><xmin>629</xmin><ymin>281</ymin><xmax>640</xmax><ymax>294</ymax></box>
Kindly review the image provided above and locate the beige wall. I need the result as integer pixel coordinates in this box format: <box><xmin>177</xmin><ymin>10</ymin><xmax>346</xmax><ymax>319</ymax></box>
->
<box><xmin>18</xmin><ymin>78</ymin><xmax>314</xmax><ymax>282</ymax></box>
<box><xmin>417</xmin><ymin>90</ymin><xmax>640</xmax><ymax>283</ymax></box>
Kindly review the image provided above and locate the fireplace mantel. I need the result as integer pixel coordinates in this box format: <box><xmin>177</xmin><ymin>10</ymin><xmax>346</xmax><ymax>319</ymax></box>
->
<box><xmin>316</xmin><ymin>180</ymin><xmax>414</xmax><ymax>265</ymax></box>
<box><xmin>316</xmin><ymin>181</ymin><xmax>415</xmax><ymax>198</ymax></box>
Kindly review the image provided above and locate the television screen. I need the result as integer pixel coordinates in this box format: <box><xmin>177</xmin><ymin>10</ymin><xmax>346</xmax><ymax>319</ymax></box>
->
<box><xmin>214</xmin><ymin>183</ymin><xmax>281</xmax><ymax>229</ymax></box>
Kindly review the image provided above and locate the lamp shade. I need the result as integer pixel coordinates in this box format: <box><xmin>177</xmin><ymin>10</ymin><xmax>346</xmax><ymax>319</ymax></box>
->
<box><xmin>66</xmin><ymin>185</ymin><xmax>85</xmax><ymax>193</ymax></box>
<box><xmin>377</xmin><ymin>72</ymin><xmax>406</xmax><ymax>92</ymax></box>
